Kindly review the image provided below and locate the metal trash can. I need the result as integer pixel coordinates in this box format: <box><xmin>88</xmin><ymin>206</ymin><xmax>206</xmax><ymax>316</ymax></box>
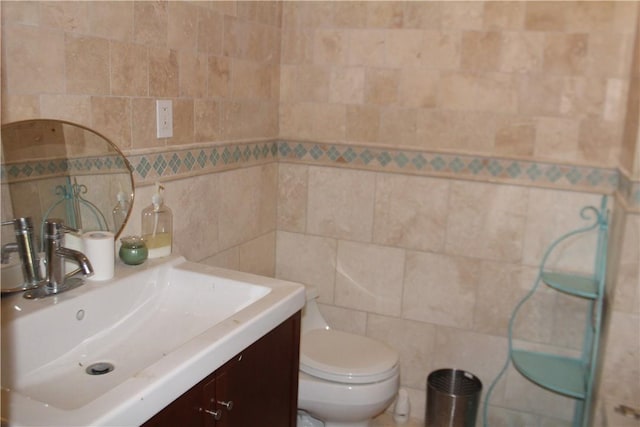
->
<box><xmin>426</xmin><ymin>369</ymin><xmax>482</xmax><ymax>427</ymax></box>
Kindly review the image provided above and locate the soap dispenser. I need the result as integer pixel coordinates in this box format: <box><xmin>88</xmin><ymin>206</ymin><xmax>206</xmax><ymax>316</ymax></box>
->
<box><xmin>141</xmin><ymin>183</ymin><xmax>172</xmax><ymax>259</ymax></box>
<box><xmin>112</xmin><ymin>191</ymin><xmax>130</xmax><ymax>232</ymax></box>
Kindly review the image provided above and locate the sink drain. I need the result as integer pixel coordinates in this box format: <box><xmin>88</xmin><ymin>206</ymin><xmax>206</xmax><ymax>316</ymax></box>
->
<box><xmin>85</xmin><ymin>362</ymin><xmax>115</xmax><ymax>376</ymax></box>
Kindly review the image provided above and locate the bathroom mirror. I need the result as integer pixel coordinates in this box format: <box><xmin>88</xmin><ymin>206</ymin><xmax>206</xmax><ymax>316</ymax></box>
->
<box><xmin>1</xmin><ymin>119</ymin><xmax>134</xmax><ymax>246</ymax></box>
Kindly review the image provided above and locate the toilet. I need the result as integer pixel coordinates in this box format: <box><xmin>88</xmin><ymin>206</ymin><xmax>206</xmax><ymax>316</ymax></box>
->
<box><xmin>297</xmin><ymin>287</ymin><xmax>400</xmax><ymax>427</ymax></box>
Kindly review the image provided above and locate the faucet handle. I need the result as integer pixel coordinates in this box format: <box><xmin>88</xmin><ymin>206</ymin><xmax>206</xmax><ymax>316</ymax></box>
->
<box><xmin>44</xmin><ymin>218</ymin><xmax>79</xmax><ymax>237</ymax></box>
<box><xmin>2</xmin><ymin>217</ymin><xmax>34</xmax><ymax>231</ymax></box>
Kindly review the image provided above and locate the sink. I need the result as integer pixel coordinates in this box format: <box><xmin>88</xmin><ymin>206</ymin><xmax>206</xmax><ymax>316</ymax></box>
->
<box><xmin>1</xmin><ymin>256</ymin><xmax>305</xmax><ymax>426</ymax></box>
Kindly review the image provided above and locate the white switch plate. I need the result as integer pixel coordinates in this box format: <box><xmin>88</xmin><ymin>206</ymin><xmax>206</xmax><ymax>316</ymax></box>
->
<box><xmin>156</xmin><ymin>100</ymin><xmax>173</xmax><ymax>139</ymax></box>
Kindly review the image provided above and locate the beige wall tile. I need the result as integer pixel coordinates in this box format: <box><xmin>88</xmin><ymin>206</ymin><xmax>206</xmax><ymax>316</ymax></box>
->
<box><xmin>365</xmin><ymin>2</ymin><xmax>404</xmax><ymax>29</ymax></box>
<box><xmin>499</xmin><ymin>32</ymin><xmax>544</xmax><ymax>73</ymax></box>
<box><xmin>90</xmin><ymin>96</ymin><xmax>132</xmax><ymax>151</ymax></box>
<box><xmin>417</xmin><ymin>110</ymin><xmax>497</xmax><ymax>153</ymax></box>
<box><xmin>131</xmin><ymin>98</ymin><xmax>157</xmax><ymax>149</ymax></box>
<box><xmin>365</xmin><ymin>68</ymin><xmax>399</xmax><ymax>106</ymax></box>
<box><xmin>346</xmin><ymin>105</ymin><xmax>379</xmax><ymax>143</ymax></box>
<box><xmin>277</xmin><ymin>163</ymin><xmax>307</xmax><ymax>232</ymax></box>
<box><xmin>133</xmin><ymin>1</ymin><xmax>167</xmax><ymax>47</ymax></box>
<box><xmin>432</xmin><ymin>326</ymin><xmax>509</xmax><ymax>397</ymax></box>
<box><xmin>170</xmin><ymin>99</ymin><xmax>195</xmax><ymax>145</ymax></box>
<box><xmin>149</xmin><ymin>48</ymin><xmax>179</xmax><ymax>98</ymax></box>
<box><xmin>518</xmin><ymin>74</ymin><xmax>563</xmax><ymax>116</ymax></box>
<box><xmin>386</xmin><ymin>29</ymin><xmax>423</xmax><ymax>68</ymax></box>
<box><xmin>2</xmin><ymin>95</ymin><xmax>40</xmax><ymax>123</ymax></box>
<box><xmin>165</xmin><ymin>174</ymin><xmax>219</xmax><ymax>262</ymax></box>
<box><xmin>238</xmin><ymin>232</ymin><xmax>275</xmax><ymax>277</ymax></box>
<box><xmin>178</xmin><ymin>52</ymin><xmax>207</xmax><ymax>98</ymax></box>
<box><xmin>349</xmin><ymin>30</ymin><xmax>387</xmax><ymax>67</ymax></box>
<box><xmin>88</xmin><ymin>1</ymin><xmax>133</xmax><ymax>42</ymax></box>
<box><xmin>293</xmin><ymin>65</ymin><xmax>330</xmax><ymax>103</ymax></box>
<box><xmin>222</xmin><ymin>100</ymin><xmax>278</xmax><ymax>140</ymax></box>
<box><xmin>314</xmin><ymin>29</ymin><xmax>348</xmax><ymax>66</ymax></box>
<box><xmin>218</xmin><ymin>164</ymin><xmax>277</xmax><ymax>250</ymax></box>
<box><xmin>612</xmin><ymin>213</ymin><xmax>640</xmax><ymax>314</ymax></box>
<box><xmin>524</xmin><ymin>2</ymin><xmax>569</xmax><ymax>32</ymax></box>
<box><xmin>543</xmin><ymin>33</ymin><xmax>588</xmax><ymax>76</ymax></box>
<box><xmin>440</xmin><ymin>1</ymin><xmax>484</xmax><ymax>31</ymax></box>
<box><xmin>276</xmin><ymin>231</ymin><xmax>336</xmax><ymax>304</ymax></box>
<box><xmin>600</xmin><ymin>310</ymin><xmax>640</xmax><ymax>405</ymax></box>
<box><xmin>445</xmin><ymin>181</ymin><xmax>528</xmax><ymax>262</ymax></box>
<box><xmin>167</xmin><ymin>2</ymin><xmax>198</xmax><ymax>52</ymax></box>
<box><xmin>494</xmin><ymin>120</ymin><xmax>535</xmax><ymax>157</ymax></box>
<box><xmin>403</xmin><ymin>251</ymin><xmax>480</xmax><ymax>329</ymax></box>
<box><xmin>40</xmin><ymin>95</ymin><xmax>91</xmax><ymax>124</ymax></box>
<box><xmin>194</xmin><ymin>99</ymin><xmax>221</xmax><ymax>142</ymax></box>
<box><xmin>522</xmin><ymin>189</ymin><xmax>602</xmax><ymax>272</ymax></box>
<box><xmin>367</xmin><ymin>315</ymin><xmax>437</xmax><ymax>390</ymax></box>
<box><xmin>65</xmin><ymin>35</ymin><xmax>110</xmax><ymax>95</ymax></box>
<box><xmin>335</xmin><ymin>240</ymin><xmax>405</xmax><ymax>316</ymax></box>
<box><xmin>421</xmin><ymin>30</ymin><xmax>461</xmax><ymax>70</ymax></box>
<box><xmin>329</xmin><ymin>67</ymin><xmax>365</xmax><ymax>105</ymax></box>
<box><xmin>198</xmin><ymin>8</ymin><xmax>223</xmax><ymax>55</ymax></box>
<box><xmin>483</xmin><ymin>1</ymin><xmax>525</xmax><ymax>31</ymax></box>
<box><xmin>461</xmin><ymin>31</ymin><xmax>502</xmax><ymax>72</ymax></box>
<box><xmin>4</xmin><ymin>25</ymin><xmax>65</xmax><ymax>94</ymax></box>
<box><xmin>232</xmin><ymin>60</ymin><xmax>273</xmax><ymax>101</ymax></box>
<box><xmin>439</xmin><ymin>71</ymin><xmax>517</xmax><ymax>114</ymax></box>
<box><xmin>404</xmin><ymin>2</ymin><xmax>441</xmax><ymax>30</ymax></box>
<box><xmin>1</xmin><ymin>1</ymin><xmax>39</xmax><ymax>26</ymax></box>
<box><xmin>40</xmin><ymin>1</ymin><xmax>89</xmax><ymax>33</ymax></box>
<box><xmin>373</xmin><ymin>174</ymin><xmax>449</xmax><ymax>252</ymax></box>
<box><xmin>307</xmin><ymin>167</ymin><xmax>375</xmax><ymax>242</ymax></box>
<box><xmin>110</xmin><ymin>41</ymin><xmax>148</xmax><ymax>97</ymax></box>
<box><xmin>534</xmin><ymin>117</ymin><xmax>580</xmax><ymax>163</ymax></box>
<box><xmin>398</xmin><ymin>68</ymin><xmax>438</xmax><ymax>109</ymax></box>
<box><xmin>200</xmin><ymin>246</ymin><xmax>239</xmax><ymax>271</ymax></box>
<box><xmin>208</xmin><ymin>56</ymin><xmax>231</xmax><ymax>99</ymax></box>
<box><xmin>377</xmin><ymin>107</ymin><xmax>417</xmax><ymax>147</ymax></box>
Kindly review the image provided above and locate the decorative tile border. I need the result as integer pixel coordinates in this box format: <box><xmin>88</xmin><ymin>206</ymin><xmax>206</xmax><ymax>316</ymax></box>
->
<box><xmin>2</xmin><ymin>139</ymin><xmax>639</xmax><ymax>211</ymax></box>
<box><xmin>277</xmin><ymin>140</ymin><xmax>620</xmax><ymax>195</ymax></box>
<box><xmin>125</xmin><ymin>141</ymin><xmax>278</xmax><ymax>184</ymax></box>
<box><xmin>1</xmin><ymin>154</ymin><xmax>129</xmax><ymax>182</ymax></box>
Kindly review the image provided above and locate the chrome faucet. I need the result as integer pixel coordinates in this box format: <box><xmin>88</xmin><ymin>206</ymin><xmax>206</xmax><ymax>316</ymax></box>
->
<box><xmin>23</xmin><ymin>218</ymin><xmax>93</xmax><ymax>299</ymax></box>
<box><xmin>1</xmin><ymin>217</ymin><xmax>44</xmax><ymax>290</ymax></box>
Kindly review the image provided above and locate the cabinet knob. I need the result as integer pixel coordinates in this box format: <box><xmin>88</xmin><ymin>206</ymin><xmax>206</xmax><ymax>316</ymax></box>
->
<box><xmin>200</xmin><ymin>408</ymin><xmax>222</xmax><ymax>420</ymax></box>
<box><xmin>218</xmin><ymin>400</ymin><xmax>234</xmax><ymax>411</ymax></box>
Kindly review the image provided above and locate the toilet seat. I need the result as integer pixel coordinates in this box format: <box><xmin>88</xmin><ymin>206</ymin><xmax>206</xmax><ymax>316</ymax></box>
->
<box><xmin>300</xmin><ymin>329</ymin><xmax>399</xmax><ymax>384</ymax></box>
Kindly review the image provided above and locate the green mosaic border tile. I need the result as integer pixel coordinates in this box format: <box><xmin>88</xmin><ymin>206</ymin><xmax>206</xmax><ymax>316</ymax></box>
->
<box><xmin>2</xmin><ymin>139</ymin><xmax>639</xmax><ymax>210</ymax></box>
<box><xmin>126</xmin><ymin>141</ymin><xmax>278</xmax><ymax>183</ymax></box>
<box><xmin>1</xmin><ymin>153</ymin><xmax>129</xmax><ymax>183</ymax></box>
<box><xmin>278</xmin><ymin>140</ymin><xmax>620</xmax><ymax>194</ymax></box>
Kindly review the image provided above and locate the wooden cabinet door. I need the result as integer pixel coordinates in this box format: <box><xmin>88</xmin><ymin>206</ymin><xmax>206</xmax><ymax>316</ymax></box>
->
<box><xmin>142</xmin><ymin>312</ymin><xmax>301</xmax><ymax>427</ymax></box>
<box><xmin>216</xmin><ymin>312</ymin><xmax>301</xmax><ymax>426</ymax></box>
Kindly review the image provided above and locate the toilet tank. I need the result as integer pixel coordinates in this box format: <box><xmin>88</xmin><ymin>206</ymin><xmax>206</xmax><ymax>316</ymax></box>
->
<box><xmin>301</xmin><ymin>286</ymin><xmax>330</xmax><ymax>333</ymax></box>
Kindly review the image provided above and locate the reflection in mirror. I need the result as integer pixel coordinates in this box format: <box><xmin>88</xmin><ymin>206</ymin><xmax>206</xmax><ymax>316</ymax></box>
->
<box><xmin>1</xmin><ymin>119</ymin><xmax>134</xmax><ymax>250</ymax></box>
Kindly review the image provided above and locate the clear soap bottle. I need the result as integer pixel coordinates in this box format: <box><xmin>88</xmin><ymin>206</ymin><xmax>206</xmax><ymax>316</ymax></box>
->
<box><xmin>141</xmin><ymin>183</ymin><xmax>172</xmax><ymax>259</ymax></box>
<box><xmin>112</xmin><ymin>191</ymin><xmax>130</xmax><ymax>232</ymax></box>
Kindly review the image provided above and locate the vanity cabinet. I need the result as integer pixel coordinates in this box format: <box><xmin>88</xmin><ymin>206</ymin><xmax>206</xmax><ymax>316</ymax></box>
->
<box><xmin>143</xmin><ymin>312</ymin><xmax>301</xmax><ymax>427</ymax></box>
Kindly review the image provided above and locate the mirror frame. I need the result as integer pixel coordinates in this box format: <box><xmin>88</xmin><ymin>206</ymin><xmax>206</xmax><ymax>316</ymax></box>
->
<box><xmin>1</xmin><ymin>119</ymin><xmax>135</xmax><ymax>240</ymax></box>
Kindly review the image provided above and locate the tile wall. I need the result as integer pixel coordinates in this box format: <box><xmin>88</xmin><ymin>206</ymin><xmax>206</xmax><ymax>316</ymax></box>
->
<box><xmin>2</xmin><ymin>1</ymin><xmax>639</xmax><ymax>426</ymax></box>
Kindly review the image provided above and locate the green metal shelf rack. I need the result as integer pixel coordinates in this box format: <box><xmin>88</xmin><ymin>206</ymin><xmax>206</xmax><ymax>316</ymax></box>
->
<box><xmin>484</xmin><ymin>196</ymin><xmax>609</xmax><ymax>427</ymax></box>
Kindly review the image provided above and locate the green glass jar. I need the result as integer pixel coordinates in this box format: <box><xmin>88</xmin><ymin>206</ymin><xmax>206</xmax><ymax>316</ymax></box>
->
<box><xmin>119</xmin><ymin>236</ymin><xmax>148</xmax><ymax>265</ymax></box>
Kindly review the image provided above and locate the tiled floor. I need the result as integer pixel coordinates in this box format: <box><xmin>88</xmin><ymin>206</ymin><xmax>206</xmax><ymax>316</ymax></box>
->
<box><xmin>371</xmin><ymin>413</ymin><xmax>423</xmax><ymax>427</ymax></box>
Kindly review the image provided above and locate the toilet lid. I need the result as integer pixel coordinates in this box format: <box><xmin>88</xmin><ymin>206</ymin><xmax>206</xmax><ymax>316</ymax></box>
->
<box><xmin>300</xmin><ymin>329</ymin><xmax>399</xmax><ymax>384</ymax></box>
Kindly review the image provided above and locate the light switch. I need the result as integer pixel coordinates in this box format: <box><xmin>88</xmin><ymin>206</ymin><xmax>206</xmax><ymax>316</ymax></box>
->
<box><xmin>156</xmin><ymin>100</ymin><xmax>173</xmax><ymax>139</ymax></box>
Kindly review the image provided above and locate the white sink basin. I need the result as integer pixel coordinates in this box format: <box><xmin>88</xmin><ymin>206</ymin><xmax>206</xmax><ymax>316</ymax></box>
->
<box><xmin>1</xmin><ymin>256</ymin><xmax>305</xmax><ymax>426</ymax></box>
